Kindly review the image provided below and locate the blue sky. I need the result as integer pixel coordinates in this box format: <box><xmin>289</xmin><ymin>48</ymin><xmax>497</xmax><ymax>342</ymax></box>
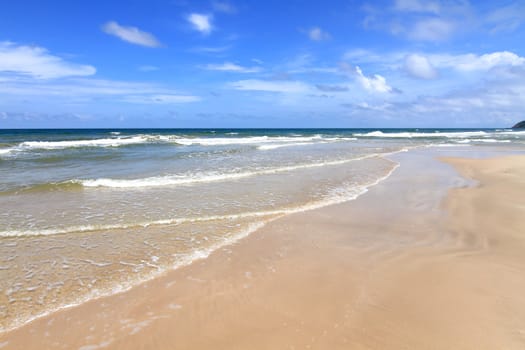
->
<box><xmin>1</xmin><ymin>0</ymin><xmax>524</xmax><ymax>128</ymax></box>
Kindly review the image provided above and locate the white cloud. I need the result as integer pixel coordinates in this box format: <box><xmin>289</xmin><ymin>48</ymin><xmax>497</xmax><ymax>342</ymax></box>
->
<box><xmin>409</xmin><ymin>18</ymin><xmax>455</xmax><ymax>41</ymax></box>
<box><xmin>354</xmin><ymin>66</ymin><xmax>393</xmax><ymax>93</ymax></box>
<box><xmin>102</xmin><ymin>21</ymin><xmax>161</xmax><ymax>47</ymax></box>
<box><xmin>404</xmin><ymin>54</ymin><xmax>438</xmax><ymax>79</ymax></box>
<box><xmin>316</xmin><ymin>84</ymin><xmax>349</xmax><ymax>92</ymax></box>
<box><xmin>138</xmin><ymin>65</ymin><xmax>159</xmax><ymax>72</ymax></box>
<box><xmin>430</xmin><ymin>51</ymin><xmax>525</xmax><ymax>71</ymax></box>
<box><xmin>363</xmin><ymin>1</ymin><xmax>474</xmax><ymax>43</ymax></box>
<box><xmin>190</xmin><ymin>45</ymin><xmax>231</xmax><ymax>54</ymax></box>
<box><xmin>203</xmin><ymin>62</ymin><xmax>261</xmax><ymax>73</ymax></box>
<box><xmin>485</xmin><ymin>3</ymin><xmax>525</xmax><ymax>33</ymax></box>
<box><xmin>123</xmin><ymin>94</ymin><xmax>201</xmax><ymax>104</ymax></box>
<box><xmin>343</xmin><ymin>48</ymin><xmax>525</xmax><ymax>75</ymax></box>
<box><xmin>0</xmin><ymin>77</ymin><xmax>201</xmax><ymax>105</ymax></box>
<box><xmin>230</xmin><ymin>79</ymin><xmax>310</xmax><ymax>93</ymax></box>
<box><xmin>394</xmin><ymin>0</ymin><xmax>440</xmax><ymax>14</ymax></box>
<box><xmin>188</xmin><ymin>13</ymin><xmax>213</xmax><ymax>34</ymax></box>
<box><xmin>0</xmin><ymin>41</ymin><xmax>96</xmax><ymax>79</ymax></box>
<box><xmin>308</xmin><ymin>27</ymin><xmax>330</xmax><ymax>41</ymax></box>
<box><xmin>212</xmin><ymin>1</ymin><xmax>237</xmax><ymax>14</ymax></box>
<box><xmin>354</xmin><ymin>102</ymin><xmax>393</xmax><ymax>111</ymax></box>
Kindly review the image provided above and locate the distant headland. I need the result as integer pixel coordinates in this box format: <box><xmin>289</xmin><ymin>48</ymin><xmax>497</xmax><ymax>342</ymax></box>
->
<box><xmin>512</xmin><ymin>121</ymin><xmax>525</xmax><ymax>128</ymax></box>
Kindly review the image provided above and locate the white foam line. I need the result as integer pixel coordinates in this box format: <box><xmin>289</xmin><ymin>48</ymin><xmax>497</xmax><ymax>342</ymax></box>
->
<box><xmin>78</xmin><ymin>153</ymin><xmax>379</xmax><ymax>188</ymax></box>
<box><xmin>258</xmin><ymin>142</ymin><xmax>318</xmax><ymax>150</ymax></box>
<box><xmin>0</xmin><ymin>157</ymin><xmax>400</xmax><ymax>334</ymax></box>
<box><xmin>0</xmin><ymin>135</ymin><xmax>359</xmax><ymax>158</ymax></box>
<box><xmin>354</xmin><ymin>130</ymin><xmax>489</xmax><ymax>138</ymax></box>
<box><xmin>20</xmin><ymin>136</ymin><xmax>149</xmax><ymax>150</ymax></box>
<box><xmin>172</xmin><ymin>135</ymin><xmax>325</xmax><ymax>146</ymax></box>
<box><xmin>257</xmin><ymin>138</ymin><xmax>357</xmax><ymax>150</ymax></box>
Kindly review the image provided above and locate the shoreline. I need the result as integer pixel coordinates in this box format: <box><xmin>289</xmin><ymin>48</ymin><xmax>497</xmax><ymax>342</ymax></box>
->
<box><xmin>0</xmin><ymin>155</ymin><xmax>399</xmax><ymax>334</ymax></box>
<box><xmin>2</xmin><ymin>150</ymin><xmax>525</xmax><ymax>349</ymax></box>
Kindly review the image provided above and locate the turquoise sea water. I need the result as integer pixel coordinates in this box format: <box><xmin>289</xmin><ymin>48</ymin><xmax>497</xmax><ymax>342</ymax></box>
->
<box><xmin>1</xmin><ymin>128</ymin><xmax>525</xmax><ymax>331</ymax></box>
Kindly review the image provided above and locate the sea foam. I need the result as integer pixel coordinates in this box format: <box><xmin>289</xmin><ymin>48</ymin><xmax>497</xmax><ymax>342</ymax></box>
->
<box><xmin>19</xmin><ymin>136</ymin><xmax>149</xmax><ymax>149</ymax></box>
<box><xmin>78</xmin><ymin>154</ymin><xmax>379</xmax><ymax>188</ymax></box>
<box><xmin>354</xmin><ymin>130</ymin><xmax>489</xmax><ymax>138</ymax></box>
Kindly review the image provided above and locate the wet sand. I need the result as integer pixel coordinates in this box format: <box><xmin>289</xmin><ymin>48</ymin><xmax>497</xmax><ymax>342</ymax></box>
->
<box><xmin>1</xmin><ymin>151</ymin><xmax>525</xmax><ymax>349</ymax></box>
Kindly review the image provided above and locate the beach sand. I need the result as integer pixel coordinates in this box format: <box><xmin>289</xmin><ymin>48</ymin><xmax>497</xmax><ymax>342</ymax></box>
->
<box><xmin>1</xmin><ymin>152</ymin><xmax>525</xmax><ymax>349</ymax></box>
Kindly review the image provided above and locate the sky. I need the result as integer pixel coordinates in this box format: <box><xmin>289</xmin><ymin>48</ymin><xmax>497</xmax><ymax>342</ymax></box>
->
<box><xmin>1</xmin><ymin>0</ymin><xmax>525</xmax><ymax>128</ymax></box>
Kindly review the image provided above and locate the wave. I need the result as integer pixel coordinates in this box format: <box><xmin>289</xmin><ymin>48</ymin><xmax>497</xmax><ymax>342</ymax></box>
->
<box><xmin>0</xmin><ymin>160</ymin><xmax>399</xmax><ymax>238</ymax></box>
<box><xmin>258</xmin><ymin>142</ymin><xmax>318</xmax><ymax>150</ymax></box>
<box><xmin>0</xmin><ymin>134</ymin><xmax>359</xmax><ymax>157</ymax></box>
<box><xmin>354</xmin><ymin>130</ymin><xmax>489</xmax><ymax>138</ymax></box>
<box><xmin>354</xmin><ymin>130</ymin><xmax>525</xmax><ymax>139</ymax></box>
<box><xmin>172</xmin><ymin>135</ymin><xmax>325</xmax><ymax>146</ymax></box>
<box><xmin>458</xmin><ymin>139</ymin><xmax>512</xmax><ymax>143</ymax></box>
<box><xmin>19</xmin><ymin>136</ymin><xmax>150</xmax><ymax>150</ymax></box>
<box><xmin>256</xmin><ymin>137</ymin><xmax>359</xmax><ymax>151</ymax></box>
<box><xmin>77</xmin><ymin>154</ymin><xmax>380</xmax><ymax>188</ymax></box>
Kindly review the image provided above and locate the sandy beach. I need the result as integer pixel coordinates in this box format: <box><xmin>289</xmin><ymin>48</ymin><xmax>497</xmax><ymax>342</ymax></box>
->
<box><xmin>1</xmin><ymin>150</ymin><xmax>525</xmax><ymax>349</ymax></box>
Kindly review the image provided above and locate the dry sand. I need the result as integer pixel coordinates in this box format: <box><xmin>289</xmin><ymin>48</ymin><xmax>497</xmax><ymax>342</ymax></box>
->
<box><xmin>1</xmin><ymin>153</ymin><xmax>525</xmax><ymax>349</ymax></box>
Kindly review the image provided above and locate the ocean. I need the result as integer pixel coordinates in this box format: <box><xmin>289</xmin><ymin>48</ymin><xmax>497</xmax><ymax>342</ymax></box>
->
<box><xmin>1</xmin><ymin>128</ymin><xmax>524</xmax><ymax>332</ymax></box>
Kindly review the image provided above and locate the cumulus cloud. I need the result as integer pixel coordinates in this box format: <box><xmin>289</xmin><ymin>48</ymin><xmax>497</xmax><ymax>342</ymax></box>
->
<box><xmin>102</xmin><ymin>21</ymin><xmax>161</xmax><ymax>47</ymax></box>
<box><xmin>308</xmin><ymin>27</ymin><xmax>330</xmax><ymax>41</ymax></box>
<box><xmin>404</xmin><ymin>54</ymin><xmax>438</xmax><ymax>79</ymax></box>
<box><xmin>0</xmin><ymin>41</ymin><xmax>96</xmax><ymax>79</ymax></box>
<box><xmin>344</xmin><ymin>48</ymin><xmax>525</xmax><ymax>76</ymax></box>
<box><xmin>188</xmin><ymin>13</ymin><xmax>213</xmax><ymax>34</ymax></box>
<box><xmin>203</xmin><ymin>62</ymin><xmax>261</xmax><ymax>73</ymax></box>
<box><xmin>230</xmin><ymin>79</ymin><xmax>310</xmax><ymax>93</ymax></box>
<box><xmin>431</xmin><ymin>51</ymin><xmax>525</xmax><ymax>71</ymax></box>
<box><xmin>354</xmin><ymin>66</ymin><xmax>393</xmax><ymax>93</ymax></box>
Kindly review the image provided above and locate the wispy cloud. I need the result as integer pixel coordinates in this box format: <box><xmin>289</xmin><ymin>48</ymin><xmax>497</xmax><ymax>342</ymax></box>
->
<box><xmin>315</xmin><ymin>84</ymin><xmax>349</xmax><ymax>92</ymax></box>
<box><xmin>409</xmin><ymin>18</ymin><xmax>455</xmax><ymax>41</ymax></box>
<box><xmin>0</xmin><ymin>76</ymin><xmax>201</xmax><ymax>105</ymax></box>
<box><xmin>203</xmin><ymin>62</ymin><xmax>261</xmax><ymax>73</ymax></box>
<box><xmin>307</xmin><ymin>27</ymin><xmax>331</xmax><ymax>41</ymax></box>
<box><xmin>138</xmin><ymin>65</ymin><xmax>159</xmax><ymax>72</ymax></box>
<box><xmin>393</xmin><ymin>0</ymin><xmax>440</xmax><ymax>14</ymax></box>
<box><xmin>188</xmin><ymin>13</ymin><xmax>213</xmax><ymax>34</ymax></box>
<box><xmin>122</xmin><ymin>94</ymin><xmax>201</xmax><ymax>104</ymax></box>
<box><xmin>0</xmin><ymin>41</ymin><xmax>96</xmax><ymax>79</ymax></box>
<box><xmin>191</xmin><ymin>45</ymin><xmax>231</xmax><ymax>54</ymax></box>
<box><xmin>102</xmin><ymin>21</ymin><xmax>162</xmax><ymax>47</ymax></box>
<box><xmin>485</xmin><ymin>2</ymin><xmax>525</xmax><ymax>33</ymax></box>
<box><xmin>362</xmin><ymin>1</ymin><xmax>470</xmax><ymax>42</ymax></box>
<box><xmin>212</xmin><ymin>1</ymin><xmax>237</xmax><ymax>14</ymax></box>
<box><xmin>230</xmin><ymin>79</ymin><xmax>310</xmax><ymax>93</ymax></box>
